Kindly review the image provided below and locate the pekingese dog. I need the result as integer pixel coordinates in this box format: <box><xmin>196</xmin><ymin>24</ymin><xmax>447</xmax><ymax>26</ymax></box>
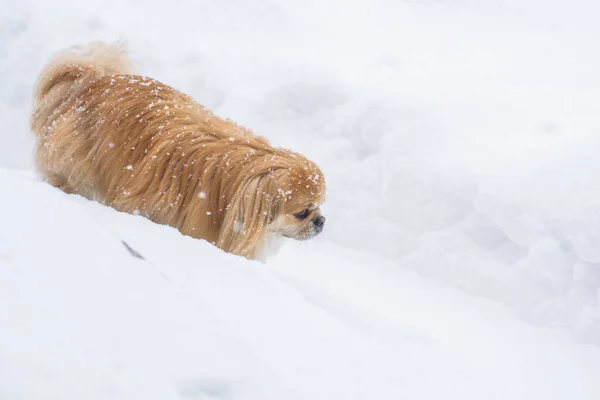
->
<box><xmin>31</xmin><ymin>42</ymin><xmax>326</xmax><ymax>259</ymax></box>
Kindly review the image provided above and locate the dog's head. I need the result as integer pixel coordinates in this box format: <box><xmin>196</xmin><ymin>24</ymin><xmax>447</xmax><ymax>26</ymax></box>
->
<box><xmin>217</xmin><ymin>146</ymin><xmax>326</xmax><ymax>258</ymax></box>
<box><xmin>270</xmin><ymin>158</ymin><xmax>326</xmax><ymax>241</ymax></box>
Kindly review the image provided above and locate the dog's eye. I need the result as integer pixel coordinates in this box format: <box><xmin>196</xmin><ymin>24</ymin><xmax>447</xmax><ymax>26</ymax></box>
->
<box><xmin>294</xmin><ymin>208</ymin><xmax>310</xmax><ymax>219</ymax></box>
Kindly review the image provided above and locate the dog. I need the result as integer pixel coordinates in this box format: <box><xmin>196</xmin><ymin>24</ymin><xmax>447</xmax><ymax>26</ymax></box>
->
<box><xmin>31</xmin><ymin>41</ymin><xmax>326</xmax><ymax>259</ymax></box>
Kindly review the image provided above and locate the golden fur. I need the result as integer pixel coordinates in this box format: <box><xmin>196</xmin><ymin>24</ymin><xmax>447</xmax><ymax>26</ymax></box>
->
<box><xmin>31</xmin><ymin>42</ymin><xmax>326</xmax><ymax>259</ymax></box>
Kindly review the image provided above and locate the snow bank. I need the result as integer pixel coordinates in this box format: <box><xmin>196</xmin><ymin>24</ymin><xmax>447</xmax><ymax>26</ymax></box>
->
<box><xmin>2</xmin><ymin>168</ymin><xmax>600</xmax><ymax>399</ymax></box>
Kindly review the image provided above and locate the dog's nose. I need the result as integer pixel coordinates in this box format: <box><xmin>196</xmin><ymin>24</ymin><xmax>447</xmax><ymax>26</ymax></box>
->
<box><xmin>313</xmin><ymin>215</ymin><xmax>326</xmax><ymax>231</ymax></box>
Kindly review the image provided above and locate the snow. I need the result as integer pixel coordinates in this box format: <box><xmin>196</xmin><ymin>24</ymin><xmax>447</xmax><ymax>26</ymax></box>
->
<box><xmin>2</xmin><ymin>169</ymin><xmax>600</xmax><ymax>399</ymax></box>
<box><xmin>2</xmin><ymin>0</ymin><xmax>600</xmax><ymax>398</ymax></box>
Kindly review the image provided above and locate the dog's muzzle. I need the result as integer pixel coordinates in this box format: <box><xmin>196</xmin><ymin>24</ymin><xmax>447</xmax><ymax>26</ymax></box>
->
<box><xmin>312</xmin><ymin>215</ymin><xmax>326</xmax><ymax>234</ymax></box>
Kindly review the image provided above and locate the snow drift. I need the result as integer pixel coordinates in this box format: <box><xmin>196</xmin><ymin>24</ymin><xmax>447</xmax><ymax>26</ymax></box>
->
<box><xmin>2</xmin><ymin>169</ymin><xmax>600</xmax><ymax>399</ymax></box>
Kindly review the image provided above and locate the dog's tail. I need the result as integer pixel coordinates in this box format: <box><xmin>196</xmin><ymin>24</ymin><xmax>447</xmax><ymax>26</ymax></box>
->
<box><xmin>31</xmin><ymin>41</ymin><xmax>136</xmax><ymax>135</ymax></box>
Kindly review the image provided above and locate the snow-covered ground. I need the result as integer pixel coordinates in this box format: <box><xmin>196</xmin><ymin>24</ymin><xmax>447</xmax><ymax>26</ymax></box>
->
<box><xmin>2</xmin><ymin>0</ymin><xmax>600</xmax><ymax>398</ymax></box>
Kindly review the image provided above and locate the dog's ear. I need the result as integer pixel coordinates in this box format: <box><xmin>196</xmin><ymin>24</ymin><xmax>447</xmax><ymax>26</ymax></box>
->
<box><xmin>217</xmin><ymin>174</ymin><xmax>281</xmax><ymax>258</ymax></box>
